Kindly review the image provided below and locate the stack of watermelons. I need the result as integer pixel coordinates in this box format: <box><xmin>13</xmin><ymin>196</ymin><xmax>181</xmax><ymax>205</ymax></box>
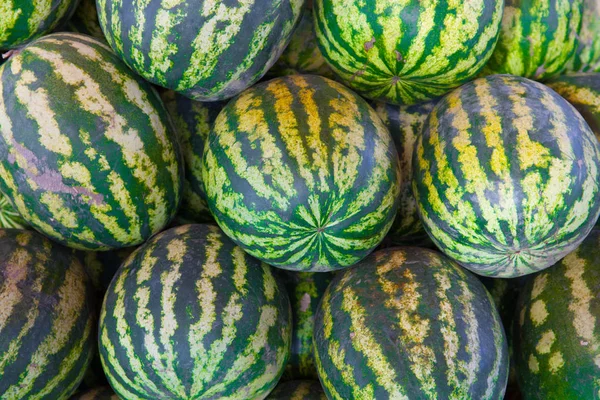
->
<box><xmin>0</xmin><ymin>0</ymin><xmax>599</xmax><ymax>398</ymax></box>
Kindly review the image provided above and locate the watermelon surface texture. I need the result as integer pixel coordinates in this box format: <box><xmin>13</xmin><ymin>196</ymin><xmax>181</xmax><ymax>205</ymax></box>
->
<box><xmin>313</xmin><ymin>0</ymin><xmax>504</xmax><ymax>105</ymax></box>
<box><xmin>313</xmin><ymin>247</ymin><xmax>509</xmax><ymax>399</ymax></box>
<box><xmin>267</xmin><ymin>380</ymin><xmax>326</xmax><ymax>399</ymax></box>
<box><xmin>514</xmin><ymin>229</ymin><xmax>600</xmax><ymax>399</ymax></box>
<box><xmin>484</xmin><ymin>0</ymin><xmax>583</xmax><ymax>79</ymax></box>
<box><xmin>99</xmin><ymin>224</ymin><xmax>292</xmax><ymax>399</ymax></box>
<box><xmin>96</xmin><ymin>0</ymin><xmax>304</xmax><ymax>101</ymax></box>
<box><xmin>66</xmin><ymin>0</ymin><xmax>107</xmax><ymax>42</ymax></box>
<box><xmin>0</xmin><ymin>229</ymin><xmax>94</xmax><ymax>399</ymax></box>
<box><xmin>565</xmin><ymin>0</ymin><xmax>600</xmax><ymax>72</ymax></box>
<box><xmin>413</xmin><ymin>74</ymin><xmax>600</xmax><ymax>278</ymax></box>
<box><xmin>202</xmin><ymin>74</ymin><xmax>401</xmax><ymax>272</ymax></box>
<box><xmin>0</xmin><ymin>33</ymin><xmax>183</xmax><ymax>251</ymax></box>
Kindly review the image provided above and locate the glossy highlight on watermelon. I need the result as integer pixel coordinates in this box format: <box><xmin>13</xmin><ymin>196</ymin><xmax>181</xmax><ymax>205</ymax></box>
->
<box><xmin>202</xmin><ymin>74</ymin><xmax>401</xmax><ymax>272</ymax></box>
<box><xmin>313</xmin><ymin>0</ymin><xmax>504</xmax><ymax>105</ymax></box>
<box><xmin>96</xmin><ymin>0</ymin><xmax>304</xmax><ymax>101</ymax></box>
<box><xmin>413</xmin><ymin>74</ymin><xmax>600</xmax><ymax>277</ymax></box>
<box><xmin>313</xmin><ymin>247</ymin><xmax>509</xmax><ymax>399</ymax></box>
<box><xmin>0</xmin><ymin>229</ymin><xmax>95</xmax><ymax>399</ymax></box>
<box><xmin>99</xmin><ymin>224</ymin><xmax>292</xmax><ymax>399</ymax></box>
<box><xmin>0</xmin><ymin>33</ymin><xmax>183</xmax><ymax>251</ymax></box>
<box><xmin>267</xmin><ymin>380</ymin><xmax>326</xmax><ymax>399</ymax></box>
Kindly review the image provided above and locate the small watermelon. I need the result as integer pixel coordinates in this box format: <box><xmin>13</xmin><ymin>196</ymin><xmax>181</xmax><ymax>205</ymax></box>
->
<box><xmin>565</xmin><ymin>0</ymin><xmax>600</xmax><ymax>72</ymax></box>
<box><xmin>99</xmin><ymin>224</ymin><xmax>292</xmax><ymax>399</ymax></box>
<box><xmin>313</xmin><ymin>247</ymin><xmax>509</xmax><ymax>399</ymax></box>
<box><xmin>413</xmin><ymin>74</ymin><xmax>600</xmax><ymax>277</ymax></box>
<box><xmin>66</xmin><ymin>0</ymin><xmax>106</xmax><ymax>42</ymax></box>
<box><xmin>160</xmin><ymin>89</ymin><xmax>223</xmax><ymax>223</ymax></box>
<box><xmin>484</xmin><ymin>0</ymin><xmax>583</xmax><ymax>80</ymax></box>
<box><xmin>0</xmin><ymin>33</ymin><xmax>183</xmax><ymax>251</ymax></box>
<box><xmin>202</xmin><ymin>75</ymin><xmax>400</xmax><ymax>272</ymax></box>
<box><xmin>0</xmin><ymin>229</ymin><xmax>95</xmax><ymax>399</ymax></box>
<box><xmin>97</xmin><ymin>0</ymin><xmax>303</xmax><ymax>101</ymax></box>
<box><xmin>514</xmin><ymin>229</ymin><xmax>600</xmax><ymax>399</ymax></box>
<box><xmin>0</xmin><ymin>192</ymin><xmax>27</xmax><ymax>229</ymax></box>
<box><xmin>267</xmin><ymin>380</ymin><xmax>326</xmax><ymax>399</ymax></box>
<box><xmin>70</xmin><ymin>387</ymin><xmax>118</xmax><ymax>400</ymax></box>
<box><xmin>313</xmin><ymin>0</ymin><xmax>504</xmax><ymax>105</ymax></box>
<box><xmin>374</xmin><ymin>100</ymin><xmax>436</xmax><ymax>244</ymax></box>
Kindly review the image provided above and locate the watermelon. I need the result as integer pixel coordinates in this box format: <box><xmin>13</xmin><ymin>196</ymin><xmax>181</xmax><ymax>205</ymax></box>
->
<box><xmin>0</xmin><ymin>0</ymin><xmax>79</xmax><ymax>50</ymax></box>
<box><xmin>413</xmin><ymin>74</ymin><xmax>600</xmax><ymax>278</ymax></box>
<box><xmin>0</xmin><ymin>229</ymin><xmax>95</xmax><ymax>399</ymax></box>
<box><xmin>313</xmin><ymin>247</ymin><xmax>509</xmax><ymax>399</ymax></box>
<box><xmin>66</xmin><ymin>0</ymin><xmax>106</xmax><ymax>42</ymax></box>
<box><xmin>374</xmin><ymin>100</ymin><xmax>436</xmax><ymax>244</ymax></box>
<box><xmin>547</xmin><ymin>73</ymin><xmax>600</xmax><ymax>139</ymax></box>
<box><xmin>80</xmin><ymin>247</ymin><xmax>135</xmax><ymax>295</ymax></box>
<box><xmin>268</xmin><ymin>6</ymin><xmax>335</xmax><ymax>79</ymax></box>
<box><xmin>313</xmin><ymin>0</ymin><xmax>504</xmax><ymax>105</ymax></box>
<box><xmin>484</xmin><ymin>0</ymin><xmax>583</xmax><ymax>80</ymax></box>
<box><xmin>70</xmin><ymin>387</ymin><xmax>118</xmax><ymax>400</ymax></box>
<box><xmin>514</xmin><ymin>229</ymin><xmax>600</xmax><ymax>399</ymax></box>
<box><xmin>160</xmin><ymin>90</ymin><xmax>223</xmax><ymax>223</ymax></box>
<box><xmin>202</xmin><ymin>75</ymin><xmax>400</xmax><ymax>272</ymax></box>
<box><xmin>0</xmin><ymin>33</ymin><xmax>183</xmax><ymax>251</ymax></box>
<box><xmin>565</xmin><ymin>0</ymin><xmax>600</xmax><ymax>72</ymax></box>
<box><xmin>267</xmin><ymin>380</ymin><xmax>326</xmax><ymax>399</ymax></box>
<box><xmin>96</xmin><ymin>0</ymin><xmax>303</xmax><ymax>101</ymax></box>
<box><xmin>279</xmin><ymin>271</ymin><xmax>333</xmax><ymax>380</ymax></box>
<box><xmin>99</xmin><ymin>224</ymin><xmax>292</xmax><ymax>399</ymax></box>
<box><xmin>0</xmin><ymin>192</ymin><xmax>27</xmax><ymax>229</ymax></box>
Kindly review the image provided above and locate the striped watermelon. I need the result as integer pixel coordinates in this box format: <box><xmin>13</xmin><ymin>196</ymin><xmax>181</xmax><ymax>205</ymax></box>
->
<box><xmin>96</xmin><ymin>0</ymin><xmax>303</xmax><ymax>101</ymax></box>
<box><xmin>267</xmin><ymin>380</ymin><xmax>326</xmax><ymax>399</ymax></box>
<box><xmin>0</xmin><ymin>229</ymin><xmax>95</xmax><ymax>399</ymax></box>
<box><xmin>374</xmin><ymin>100</ymin><xmax>436</xmax><ymax>244</ymax></box>
<box><xmin>0</xmin><ymin>192</ymin><xmax>27</xmax><ymax>229</ymax></box>
<box><xmin>413</xmin><ymin>74</ymin><xmax>600</xmax><ymax>278</ymax></box>
<box><xmin>268</xmin><ymin>7</ymin><xmax>335</xmax><ymax>79</ymax></box>
<box><xmin>66</xmin><ymin>0</ymin><xmax>106</xmax><ymax>42</ymax></box>
<box><xmin>159</xmin><ymin>90</ymin><xmax>223</xmax><ymax>223</ymax></box>
<box><xmin>70</xmin><ymin>387</ymin><xmax>118</xmax><ymax>400</ymax></box>
<box><xmin>99</xmin><ymin>224</ymin><xmax>292</xmax><ymax>399</ymax></box>
<box><xmin>279</xmin><ymin>271</ymin><xmax>333</xmax><ymax>380</ymax></box>
<box><xmin>484</xmin><ymin>0</ymin><xmax>583</xmax><ymax>80</ymax></box>
<box><xmin>313</xmin><ymin>247</ymin><xmax>509</xmax><ymax>399</ymax></box>
<box><xmin>514</xmin><ymin>229</ymin><xmax>600</xmax><ymax>399</ymax></box>
<box><xmin>0</xmin><ymin>0</ymin><xmax>78</xmax><ymax>49</ymax></box>
<box><xmin>313</xmin><ymin>0</ymin><xmax>504</xmax><ymax>105</ymax></box>
<box><xmin>566</xmin><ymin>0</ymin><xmax>600</xmax><ymax>72</ymax></box>
<box><xmin>202</xmin><ymin>74</ymin><xmax>401</xmax><ymax>272</ymax></box>
<box><xmin>0</xmin><ymin>33</ymin><xmax>183</xmax><ymax>251</ymax></box>
<box><xmin>547</xmin><ymin>73</ymin><xmax>600</xmax><ymax>139</ymax></box>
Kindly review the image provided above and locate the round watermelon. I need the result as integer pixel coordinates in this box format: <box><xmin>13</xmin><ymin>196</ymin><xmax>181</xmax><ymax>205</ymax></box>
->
<box><xmin>66</xmin><ymin>0</ymin><xmax>106</xmax><ymax>42</ymax></box>
<box><xmin>484</xmin><ymin>0</ymin><xmax>583</xmax><ymax>80</ymax></box>
<box><xmin>0</xmin><ymin>33</ymin><xmax>183</xmax><ymax>251</ymax></box>
<box><xmin>565</xmin><ymin>0</ymin><xmax>600</xmax><ymax>72</ymax></box>
<box><xmin>313</xmin><ymin>247</ymin><xmax>509</xmax><ymax>399</ymax></box>
<box><xmin>374</xmin><ymin>100</ymin><xmax>436</xmax><ymax>244</ymax></box>
<box><xmin>0</xmin><ymin>0</ymin><xmax>79</xmax><ymax>50</ymax></box>
<box><xmin>160</xmin><ymin>89</ymin><xmax>224</xmax><ymax>223</ymax></box>
<box><xmin>514</xmin><ymin>229</ymin><xmax>600</xmax><ymax>399</ymax></box>
<box><xmin>70</xmin><ymin>387</ymin><xmax>118</xmax><ymax>400</ymax></box>
<box><xmin>413</xmin><ymin>74</ymin><xmax>600</xmax><ymax>278</ymax></box>
<box><xmin>313</xmin><ymin>0</ymin><xmax>504</xmax><ymax>105</ymax></box>
<box><xmin>267</xmin><ymin>380</ymin><xmax>326</xmax><ymax>399</ymax></box>
<box><xmin>96</xmin><ymin>0</ymin><xmax>303</xmax><ymax>101</ymax></box>
<box><xmin>279</xmin><ymin>271</ymin><xmax>333</xmax><ymax>380</ymax></box>
<box><xmin>0</xmin><ymin>229</ymin><xmax>95</xmax><ymax>399</ymax></box>
<box><xmin>202</xmin><ymin>74</ymin><xmax>401</xmax><ymax>272</ymax></box>
<box><xmin>547</xmin><ymin>73</ymin><xmax>600</xmax><ymax>139</ymax></box>
<box><xmin>99</xmin><ymin>224</ymin><xmax>292</xmax><ymax>399</ymax></box>
<box><xmin>0</xmin><ymin>192</ymin><xmax>27</xmax><ymax>229</ymax></box>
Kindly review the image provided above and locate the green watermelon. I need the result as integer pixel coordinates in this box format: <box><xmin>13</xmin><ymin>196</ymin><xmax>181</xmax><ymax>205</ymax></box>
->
<box><xmin>202</xmin><ymin>75</ymin><xmax>400</xmax><ymax>272</ymax></box>
<box><xmin>279</xmin><ymin>271</ymin><xmax>333</xmax><ymax>380</ymax></box>
<box><xmin>547</xmin><ymin>73</ymin><xmax>600</xmax><ymax>139</ymax></box>
<box><xmin>268</xmin><ymin>7</ymin><xmax>335</xmax><ymax>79</ymax></box>
<box><xmin>374</xmin><ymin>100</ymin><xmax>436</xmax><ymax>244</ymax></box>
<box><xmin>313</xmin><ymin>247</ymin><xmax>509</xmax><ymax>399</ymax></box>
<box><xmin>96</xmin><ymin>0</ymin><xmax>303</xmax><ymax>101</ymax></box>
<box><xmin>484</xmin><ymin>0</ymin><xmax>583</xmax><ymax>80</ymax></box>
<box><xmin>0</xmin><ymin>191</ymin><xmax>27</xmax><ymax>229</ymax></box>
<box><xmin>413</xmin><ymin>74</ymin><xmax>600</xmax><ymax>278</ymax></box>
<box><xmin>99</xmin><ymin>224</ymin><xmax>292</xmax><ymax>399</ymax></box>
<box><xmin>565</xmin><ymin>0</ymin><xmax>600</xmax><ymax>72</ymax></box>
<box><xmin>70</xmin><ymin>387</ymin><xmax>118</xmax><ymax>400</ymax></box>
<box><xmin>0</xmin><ymin>33</ymin><xmax>183</xmax><ymax>251</ymax></box>
<box><xmin>0</xmin><ymin>229</ymin><xmax>95</xmax><ymax>399</ymax></box>
<box><xmin>66</xmin><ymin>0</ymin><xmax>106</xmax><ymax>42</ymax></box>
<box><xmin>514</xmin><ymin>229</ymin><xmax>600</xmax><ymax>399</ymax></box>
<box><xmin>160</xmin><ymin>90</ymin><xmax>223</xmax><ymax>223</ymax></box>
<box><xmin>0</xmin><ymin>0</ymin><xmax>79</xmax><ymax>50</ymax></box>
<box><xmin>267</xmin><ymin>380</ymin><xmax>326</xmax><ymax>399</ymax></box>
<box><xmin>313</xmin><ymin>0</ymin><xmax>504</xmax><ymax>105</ymax></box>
